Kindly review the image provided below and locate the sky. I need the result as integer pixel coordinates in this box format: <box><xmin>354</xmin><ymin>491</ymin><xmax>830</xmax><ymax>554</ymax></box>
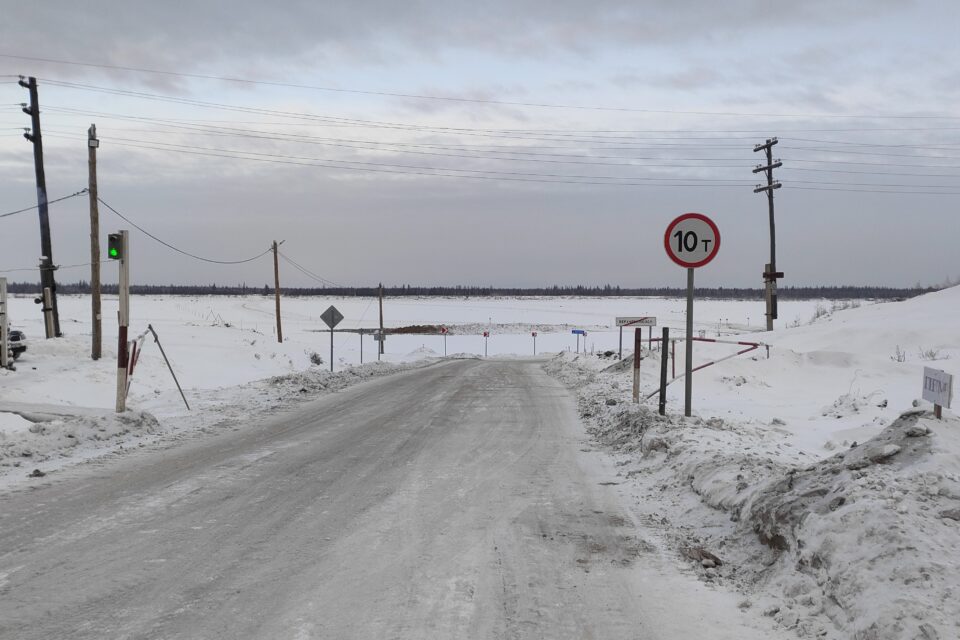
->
<box><xmin>1</xmin><ymin>1</ymin><xmax>959</xmax><ymax>289</ymax></box>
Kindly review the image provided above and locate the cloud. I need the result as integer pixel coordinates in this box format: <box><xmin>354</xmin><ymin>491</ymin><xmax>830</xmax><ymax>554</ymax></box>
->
<box><xmin>1</xmin><ymin>1</ymin><xmax>907</xmax><ymax>82</ymax></box>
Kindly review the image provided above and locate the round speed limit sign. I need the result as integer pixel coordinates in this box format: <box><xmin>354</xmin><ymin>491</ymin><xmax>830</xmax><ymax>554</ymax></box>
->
<box><xmin>664</xmin><ymin>213</ymin><xmax>720</xmax><ymax>268</ymax></box>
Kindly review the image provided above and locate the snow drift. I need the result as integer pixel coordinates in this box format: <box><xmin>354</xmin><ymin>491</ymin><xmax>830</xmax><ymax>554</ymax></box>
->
<box><xmin>544</xmin><ymin>286</ymin><xmax>960</xmax><ymax>639</ymax></box>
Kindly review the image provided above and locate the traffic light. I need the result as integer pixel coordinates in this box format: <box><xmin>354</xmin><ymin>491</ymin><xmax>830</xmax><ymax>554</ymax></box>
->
<box><xmin>107</xmin><ymin>233</ymin><xmax>123</xmax><ymax>260</ymax></box>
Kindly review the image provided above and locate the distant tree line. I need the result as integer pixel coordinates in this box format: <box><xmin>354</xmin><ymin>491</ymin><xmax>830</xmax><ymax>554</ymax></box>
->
<box><xmin>3</xmin><ymin>281</ymin><xmax>938</xmax><ymax>300</ymax></box>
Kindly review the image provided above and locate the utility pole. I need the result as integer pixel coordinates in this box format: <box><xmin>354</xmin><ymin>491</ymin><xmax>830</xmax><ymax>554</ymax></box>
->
<box><xmin>88</xmin><ymin>124</ymin><xmax>102</xmax><ymax>360</ymax></box>
<box><xmin>753</xmin><ymin>138</ymin><xmax>783</xmax><ymax>332</ymax></box>
<box><xmin>378</xmin><ymin>283</ymin><xmax>384</xmax><ymax>358</ymax></box>
<box><xmin>19</xmin><ymin>76</ymin><xmax>61</xmax><ymax>337</ymax></box>
<box><xmin>272</xmin><ymin>240</ymin><xmax>283</xmax><ymax>343</ymax></box>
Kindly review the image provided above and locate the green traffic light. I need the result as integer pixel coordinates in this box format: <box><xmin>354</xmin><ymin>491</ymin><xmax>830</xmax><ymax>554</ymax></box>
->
<box><xmin>109</xmin><ymin>247</ymin><xmax>118</xmax><ymax>258</ymax></box>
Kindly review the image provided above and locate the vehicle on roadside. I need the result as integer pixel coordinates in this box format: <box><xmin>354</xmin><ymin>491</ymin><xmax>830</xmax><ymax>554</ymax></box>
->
<box><xmin>6</xmin><ymin>329</ymin><xmax>27</xmax><ymax>360</ymax></box>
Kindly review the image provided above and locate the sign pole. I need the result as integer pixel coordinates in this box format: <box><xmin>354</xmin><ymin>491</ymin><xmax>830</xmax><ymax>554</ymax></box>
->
<box><xmin>685</xmin><ymin>267</ymin><xmax>694</xmax><ymax>417</ymax></box>
<box><xmin>658</xmin><ymin>327</ymin><xmax>669</xmax><ymax>415</ymax></box>
<box><xmin>360</xmin><ymin>331</ymin><xmax>363</xmax><ymax>364</ymax></box>
<box><xmin>0</xmin><ymin>277</ymin><xmax>8</xmax><ymax>369</ymax></box>
<box><xmin>664</xmin><ymin>212</ymin><xmax>719</xmax><ymax>418</ymax></box>
<box><xmin>632</xmin><ymin>328</ymin><xmax>641</xmax><ymax>403</ymax></box>
<box><xmin>618</xmin><ymin>326</ymin><xmax>623</xmax><ymax>359</ymax></box>
<box><xmin>319</xmin><ymin>305</ymin><xmax>344</xmax><ymax>371</ymax></box>
<box><xmin>116</xmin><ymin>229</ymin><xmax>130</xmax><ymax>413</ymax></box>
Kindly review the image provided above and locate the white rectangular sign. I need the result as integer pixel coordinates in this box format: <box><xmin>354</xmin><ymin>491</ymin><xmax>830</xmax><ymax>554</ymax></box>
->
<box><xmin>615</xmin><ymin>316</ymin><xmax>657</xmax><ymax>327</ymax></box>
<box><xmin>922</xmin><ymin>367</ymin><xmax>953</xmax><ymax>408</ymax></box>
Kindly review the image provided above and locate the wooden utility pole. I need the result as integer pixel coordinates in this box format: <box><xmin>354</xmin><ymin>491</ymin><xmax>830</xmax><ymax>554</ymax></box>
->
<box><xmin>273</xmin><ymin>240</ymin><xmax>283</xmax><ymax>343</ymax></box>
<box><xmin>88</xmin><ymin>124</ymin><xmax>102</xmax><ymax>360</ymax></box>
<box><xmin>378</xmin><ymin>283</ymin><xmax>384</xmax><ymax>357</ymax></box>
<box><xmin>753</xmin><ymin>138</ymin><xmax>783</xmax><ymax>332</ymax></box>
<box><xmin>19</xmin><ymin>76</ymin><xmax>61</xmax><ymax>337</ymax></box>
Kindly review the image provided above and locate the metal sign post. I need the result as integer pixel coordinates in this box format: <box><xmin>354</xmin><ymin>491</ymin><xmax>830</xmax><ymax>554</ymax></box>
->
<box><xmin>482</xmin><ymin>331</ymin><xmax>489</xmax><ymax>357</ymax></box>
<box><xmin>572</xmin><ymin>329</ymin><xmax>586</xmax><ymax>353</ymax></box>
<box><xmin>658</xmin><ymin>327</ymin><xmax>669</xmax><ymax>415</ymax></box>
<box><xmin>0</xmin><ymin>277</ymin><xmax>8</xmax><ymax>369</ymax></box>
<box><xmin>320</xmin><ymin>305</ymin><xmax>344</xmax><ymax>372</ymax></box>
<box><xmin>532</xmin><ymin>331</ymin><xmax>537</xmax><ymax>355</ymax></box>
<box><xmin>440</xmin><ymin>326</ymin><xmax>448</xmax><ymax>356</ymax></box>
<box><xmin>115</xmin><ymin>230</ymin><xmax>130</xmax><ymax>413</ymax></box>
<box><xmin>664</xmin><ymin>213</ymin><xmax>721</xmax><ymax>417</ymax></box>
<box><xmin>632</xmin><ymin>328</ymin><xmax>642</xmax><ymax>403</ymax></box>
<box><xmin>923</xmin><ymin>367</ymin><xmax>953</xmax><ymax>419</ymax></box>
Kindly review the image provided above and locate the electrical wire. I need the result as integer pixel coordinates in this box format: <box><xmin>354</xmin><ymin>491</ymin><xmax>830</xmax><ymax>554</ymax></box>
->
<box><xmin>42</xmin><ymin>133</ymin><xmax>755</xmax><ymax>187</ymax></box>
<box><xmin>781</xmin><ymin>145</ymin><xmax>960</xmax><ymax>160</ymax></box>
<box><xmin>10</xmin><ymin>54</ymin><xmax>960</xmax><ymax>119</ymax></box>
<box><xmin>31</xmin><ymin>132</ymin><xmax>958</xmax><ymax>193</ymax></box>
<box><xmin>0</xmin><ymin>189</ymin><xmax>88</xmax><ymax>219</ymax></box>
<box><xmin>278</xmin><ymin>252</ymin><xmax>342</xmax><ymax>287</ymax></box>
<box><xmin>37</xmin><ymin>83</ymin><xmax>765</xmax><ymax>144</ymax></box>
<box><xmin>0</xmin><ymin>259</ymin><xmax>111</xmax><ymax>274</ymax></box>
<box><xmin>95</xmin><ymin>196</ymin><xmax>274</xmax><ymax>264</ymax></box>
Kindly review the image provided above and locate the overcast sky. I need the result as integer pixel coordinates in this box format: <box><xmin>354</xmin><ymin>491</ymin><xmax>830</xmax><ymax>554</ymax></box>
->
<box><xmin>1</xmin><ymin>1</ymin><xmax>958</xmax><ymax>289</ymax></box>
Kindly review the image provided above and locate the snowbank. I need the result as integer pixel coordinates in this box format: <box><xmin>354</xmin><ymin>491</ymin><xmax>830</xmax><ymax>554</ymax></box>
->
<box><xmin>544</xmin><ymin>286</ymin><xmax>960</xmax><ymax>639</ymax></box>
<box><xmin>0</xmin><ymin>359</ymin><xmax>436</xmax><ymax>488</ymax></box>
<box><xmin>746</xmin><ymin>411</ymin><xmax>959</xmax><ymax>639</ymax></box>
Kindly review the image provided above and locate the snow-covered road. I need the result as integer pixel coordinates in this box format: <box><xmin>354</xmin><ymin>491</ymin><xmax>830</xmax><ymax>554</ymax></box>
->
<box><xmin>0</xmin><ymin>359</ymin><xmax>783</xmax><ymax>639</ymax></box>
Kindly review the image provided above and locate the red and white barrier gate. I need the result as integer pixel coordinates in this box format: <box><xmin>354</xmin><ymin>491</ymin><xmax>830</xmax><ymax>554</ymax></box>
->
<box><xmin>641</xmin><ymin>336</ymin><xmax>769</xmax><ymax>399</ymax></box>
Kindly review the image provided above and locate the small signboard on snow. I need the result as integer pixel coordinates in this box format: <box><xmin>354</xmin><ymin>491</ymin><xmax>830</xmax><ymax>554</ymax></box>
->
<box><xmin>615</xmin><ymin>317</ymin><xmax>657</xmax><ymax>327</ymax></box>
<box><xmin>922</xmin><ymin>367</ymin><xmax>953</xmax><ymax>408</ymax></box>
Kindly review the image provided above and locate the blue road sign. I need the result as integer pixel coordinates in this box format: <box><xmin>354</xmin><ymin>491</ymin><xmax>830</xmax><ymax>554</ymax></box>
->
<box><xmin>572</xmin><ymin>329</ymin><xmax>586</xmax><ymax>335</ymax></box>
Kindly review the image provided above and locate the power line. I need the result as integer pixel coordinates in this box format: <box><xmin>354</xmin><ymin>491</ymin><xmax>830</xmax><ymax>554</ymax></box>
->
<box><xmin>0</xmin><ymin>188</ymin><xmax>88</xmax><ymax>219</ymax></box>
<box><xmin>790</xmin><ymin>185</ymin><xmax>960</xmax><ymax>195</ymax></box>
<box><xmin>95</xmin><ymin>196</ymin><xmax>274</xmax><ymax>264</ymax></box>
<box><xmin>8</xmin><ymin>54</ymin><xmax>960</xmax><ymax>119</ymax></box>
<box><xmin>37</xmin><ymin>132</ymin><xmax>960</xmax><ymax>193</ymax></box>
<box><xmin>0</xmin><ymin>259</ymin><xmax>111</xmax><ymax>274</ymax></box>
<box><xmin>22</xmin><ymin>104</ymin><xmax>960</xmax><ymax>133</ymax></box>
<box><xmin>43</xmin><ymin>133</ymin><xmax>756</xmax><ymax>186</ymax></box>
<box><xmin>38</xmin><ymin>83</ymin><xmax>768</xmax><ymax>145</ymax></box>
<box><xmin>782</xmin><ymin>136</ymin><xmax>960</xmax><ymax>149</ymax></box>
<box><xmin>781</xmin><ymin>145</ymin><xmax>960</xmax><ymax>160</ymax></box>
<box><xmin>278</xmin><ymin>252</ymin><xmax>342</xmax><ymax>287</ymax></box>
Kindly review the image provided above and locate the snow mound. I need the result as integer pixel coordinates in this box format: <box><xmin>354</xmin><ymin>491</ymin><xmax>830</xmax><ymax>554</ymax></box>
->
<box><xmin>0</xmin><ymin>407</ymin><xmax>159</xmax><ymax>473</ymax></box>
<box><xmin>745</xmin><ymin>410</ymin><xmax>960</xmax><ymax>640</ymax></box>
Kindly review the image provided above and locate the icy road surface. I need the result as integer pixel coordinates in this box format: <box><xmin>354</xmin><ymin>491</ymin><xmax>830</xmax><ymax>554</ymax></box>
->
<box><xmin>0</xmin><ymin>360</ymin><xmax>779</xmax><ymax>639</ymax></box>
